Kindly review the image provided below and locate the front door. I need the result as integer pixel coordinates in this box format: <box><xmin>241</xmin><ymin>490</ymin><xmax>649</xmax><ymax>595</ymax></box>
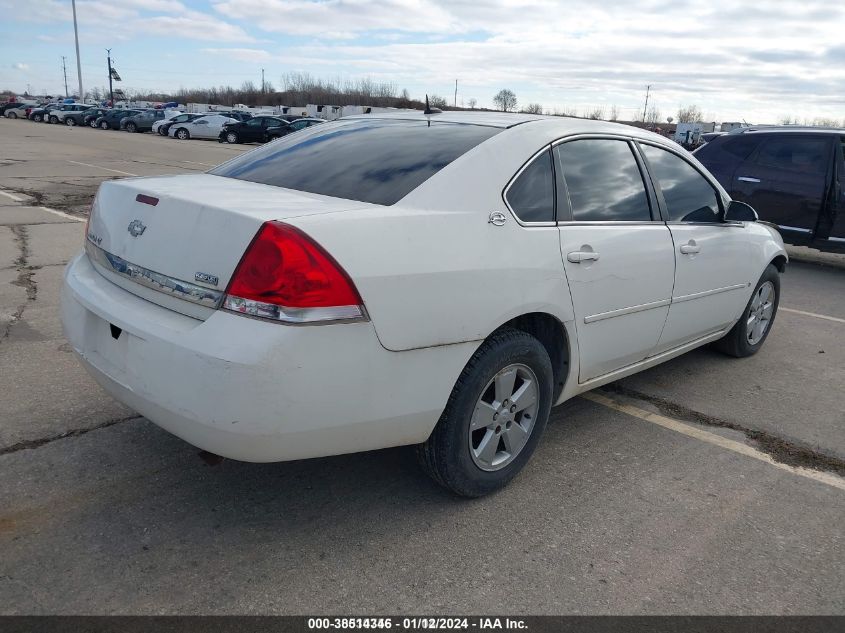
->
<box><xmin>637</xmin><ymin>142</ymin><xmax>755</xmax><ymax>352</ymax></box>
<box><xmin>554</xmin><ymin>138</ymin><xmax>676</xmax><ymax>383</ymax></box>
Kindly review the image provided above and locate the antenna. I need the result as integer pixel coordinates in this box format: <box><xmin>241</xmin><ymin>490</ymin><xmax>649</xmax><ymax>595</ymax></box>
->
<box><xmin>424</xmin><ymin>94</ymin><xmax>441</xmax><ymax>115</ymax></box>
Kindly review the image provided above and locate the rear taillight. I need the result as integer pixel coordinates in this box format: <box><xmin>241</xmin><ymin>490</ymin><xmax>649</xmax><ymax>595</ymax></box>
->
<box><xmin>223</xmin><ymin>221</ymin><xmax>366</xmax><ymax>324</ymax></box>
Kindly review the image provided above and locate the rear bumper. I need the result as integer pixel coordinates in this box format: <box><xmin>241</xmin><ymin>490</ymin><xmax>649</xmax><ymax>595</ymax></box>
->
<box><xmin>61</xmin><ymin>252</ymin><xmax>476</xmax><ymax>462</ymax></box>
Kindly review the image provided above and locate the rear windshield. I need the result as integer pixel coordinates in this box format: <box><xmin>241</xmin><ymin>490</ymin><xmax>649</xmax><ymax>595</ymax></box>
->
<box><xmin>210</xmin><ymin>119</ymin><xmax>501</xmax><ymax>205</ymax></box>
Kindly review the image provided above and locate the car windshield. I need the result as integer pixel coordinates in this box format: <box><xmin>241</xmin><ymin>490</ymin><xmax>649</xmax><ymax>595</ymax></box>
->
<box><xmin>211</xmin><ymin>119</ymin><xmax>501</xmax><ymax>205</ymax></box>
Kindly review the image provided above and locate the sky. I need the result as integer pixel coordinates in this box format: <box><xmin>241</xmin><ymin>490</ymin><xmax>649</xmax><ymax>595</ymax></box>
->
<box><xmin>1</xmin><ymin>0</ymin><xmax>844</xmax><ymax>124</ymax></box>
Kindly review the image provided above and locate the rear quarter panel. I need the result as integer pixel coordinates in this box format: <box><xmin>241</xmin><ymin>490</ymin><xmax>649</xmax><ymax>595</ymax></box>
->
<box><xmin>292</xmin><ymin>127</ymin><xmax>576</xmax><ymax>352</ymax></box>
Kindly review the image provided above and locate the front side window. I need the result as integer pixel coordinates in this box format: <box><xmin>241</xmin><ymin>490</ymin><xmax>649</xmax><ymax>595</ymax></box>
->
<box><xmin>555</xmin><ymin>139</ymin><xmax>651</xmax><ymax>222</ymax></box>
<box><xmin>755</xmin><ymin>136</ymin><xmax>830</xmax><ymax>174</ymax></box>
<box><xmin>212</xmin><ymin>119</ymin><xmax>501</xmax><ymax>206</ymax></box>
<box><xmin>505</xmin><ymin>150</ymin><xmax>555</xmax><ymax>223</ymax></box>
<box><xmin>640</xmin><ymin>144</ymin><xmax>721</xmax><ymax>223</ymax></box>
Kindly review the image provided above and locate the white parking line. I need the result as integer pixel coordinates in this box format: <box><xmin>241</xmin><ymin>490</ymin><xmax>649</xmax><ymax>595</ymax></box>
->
<box><xmin>181</xmin><ymin>160</ymin><xmax>214</xmax><ymax>167</ymax></box>
<box><xmin>582</xmin><ymin>391</ymin><xmax>845</xmax><ymax>492</ymax></box>
<box><xmin>67</xmin><ymin>160</ymin><xmax>138</xmax><ymax>177</ymax></box>
<box><xmin>39</xmin><ymin>206</ymin><xmax>85</xmax><ymax>223</ymax></box>
<box><xmin>781</xmin><ymin>307</ymin><xmax>845</xmax><ymax>324</ymax></box>
<box><xmin>0</xmin><ymin>189</ymin><xmax>25</xmax><ymax>202</ymax></box>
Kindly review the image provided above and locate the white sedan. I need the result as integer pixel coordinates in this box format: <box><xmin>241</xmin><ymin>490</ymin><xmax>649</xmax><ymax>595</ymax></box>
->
<box><xmin>168</xmin><ymin>113</ymin><xmax>236</xmax><ymax>140</ymax></box>
<box><xmin>62</xmin><ymin>112</ymin><xmax>786</xmax><ymax>497</ymax></box>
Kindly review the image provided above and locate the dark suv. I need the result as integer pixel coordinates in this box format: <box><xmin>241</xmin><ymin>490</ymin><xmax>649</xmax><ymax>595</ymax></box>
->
<box><xmin>694</xmin><ymin>128</ymin><xmax>845</xmax><ymax>252</ymax></box>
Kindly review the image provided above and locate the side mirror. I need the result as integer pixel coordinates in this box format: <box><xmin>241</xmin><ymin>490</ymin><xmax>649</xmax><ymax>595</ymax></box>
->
<box><xmin>725</xmin><ymin>200</ymin><xmax>758</xmax><ymax>222</ymax></box>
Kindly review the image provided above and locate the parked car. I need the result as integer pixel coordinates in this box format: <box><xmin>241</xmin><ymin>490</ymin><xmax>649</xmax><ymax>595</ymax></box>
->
<box><xmin>168</xmin><ymin>114</ymin><xmax>236</xmax><ymax>140</ymax></box>
<box><xmin>218</xmin><ymin>115</ymin><xmax>292</xmax><ymax>144</ymax></box>
<box><xmin>60</xmin><ymin>106</ymin><xmax>96</xmax><ymax>127</ymax></box>
<box><xmin>120</xmin><ymin>109</ymin><xmax>170</xmax><ymax>133</ymax></box>
<box><xmin>4</xmin><ymin>103</ymin><xmax>35</xmax><ymax>119</ymax></box>
<box><xmin>217</xmin><ymin>110</ymin><xmax>253</xmax><ymax>123</ymax></box>
<box><xmin>28</xmin><ymin>103</ymin><xmax>62</xmax><ymax>123</ymax></box>
<box><xmin>95</xmin><ymin>109</ymin><xmax>142</xmax><ymax>130</ymax></box>
<box><xmin>0</xmin><ymin>102</ymin><xmax>26</xmax><ymax>117</ymax></box>
<box><xmin>62</xmin><ymin>113</ymin><xmax>787</xmax><ymax>497</ymax></box>
<box><xmin>83</xmin><ymin>108</ymin><xmax>110</xmax><ymax>128</ymax></box>
<box><xmin>48</xmin><ymin>103</ymin><xmax>91</xmax><ymax>124</ymax></box>
<box><xmin>694</xmin><ymin>128</ymin><xmax>845</xmax><ymax>252</ymax></box>
<box><xmin>154</xmin><ymin>112</ymin><xmax>203</xmax><ymax>136</ymax></box>
<box><xmin>265</xmin><ymin>117</ymin><xmax>324</xmax><ymax>140</ymax></box>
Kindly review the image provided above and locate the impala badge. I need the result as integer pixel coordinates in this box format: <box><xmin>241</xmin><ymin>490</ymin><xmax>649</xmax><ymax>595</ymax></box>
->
<box><xmin>127</xmin><ymin>219</ymin><xmax>147</xmax><ymax>237</ymax></box>
<box><xmin>194</xmin><ymin>272</ymin><xmax>219</xmax><ymax>286</ymax></box>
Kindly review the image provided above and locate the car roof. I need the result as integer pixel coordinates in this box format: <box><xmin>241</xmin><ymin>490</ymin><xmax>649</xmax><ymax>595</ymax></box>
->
<box><xmin>340</xmin><ymin>110</ymin><xmax>677</xmax><ymax>145</ymax></box>
<box><xmin>727</xmin><ymin>126</ymin><xmax>845</xmax><ymax>136</ymax></box>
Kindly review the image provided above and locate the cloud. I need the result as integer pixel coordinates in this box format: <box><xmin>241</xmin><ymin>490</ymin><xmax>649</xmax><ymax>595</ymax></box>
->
<box><xmin>201</xmin><ymin>48</ymin><xmax>273</xmax><ymax>62</ymax></box>
<box><xmin>12</xmin><ymin>63</ymin><xmax>30</xmax><ymax>71</ymax></box>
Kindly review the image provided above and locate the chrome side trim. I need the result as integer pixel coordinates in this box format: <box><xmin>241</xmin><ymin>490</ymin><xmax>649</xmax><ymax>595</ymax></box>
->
<box><xmin>584</xmin><ymin>298</ymin><xmax>670</xmax><ymax>324</ymax></box>
<box><xmin>672</xmin><ymin>283</ymin><xmax>748</xmax><ymax>304</ymax></box>
<box><xmin>828</xmin><ymin>236</ymin><xmax>845</xmax><ymax>243</ymax></box>
<box><xmin>85</xmin><ymin>240</ymin><xmax>224</xmax><ymax>309</ymax></box>
<box><xmin>777</xmin><ymin>225</ymin><xmax>812</xmax><ymax>234</ymax></box>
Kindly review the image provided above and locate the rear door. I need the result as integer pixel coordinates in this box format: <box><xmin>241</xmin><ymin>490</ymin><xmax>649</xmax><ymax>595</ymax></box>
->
<box><xmin>552</xmin><ymin>137</ymin><xmax>676</xmax><ymax>382</ymax></box>
<box><xmin>638</xmin><ymin>142</ymin><xmax>755</xmax><ymax>352</ymax></box>
<box><xmin>732</xmin><ymin>134</ymin><xmax>833</xmax><ymax>236</ymax></box>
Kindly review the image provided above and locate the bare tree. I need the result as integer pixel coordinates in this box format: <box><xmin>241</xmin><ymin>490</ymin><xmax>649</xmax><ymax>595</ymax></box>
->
<box><xmin>646</xmin><ymin>105</ymin><xmax>661</xmax><ymax>124</ymax></box>
<box><xmin>812</xmin><ymin>116</ymin><xmax>840</xmax><ymax>127</ymax></box>
<box><xmin>585</xmin><ymin>105</ymin><xmax>606</xmax><ymax>120</ymax></box>
<box><xmin>467</xmin><ymin>97</ymin><xmax>477</xmax><ymax>109</ymax></box>
<box><xmin>428</xmin><ymin>94</ymin><xmax>448</xmax><ymax>109</ymax></box>
<box><xmin>523</xmin><ymin>102</ymin><xmax>543</xmax><ymax>114</ymax></box>
<box><xmin>562</xmin><ymin>105</ymin><xmax>578</xmax><ymax>117</ymax></box>
<box><xmin>493</xmin><ymin>88</ymin><xmax>517</xmax><ymax>112</ymax></box>
<box><xmin>677</xmin><ymin>104</ymin><xmax>703</xmax><ymax>123</ymax></box>
<box><xmin>609</xmin><ymin>104</ymin><xmax>619</xmax><ymax>121</ymax></box>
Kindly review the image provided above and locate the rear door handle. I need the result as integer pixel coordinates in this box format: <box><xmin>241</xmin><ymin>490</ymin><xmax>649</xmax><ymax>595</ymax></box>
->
<box><xmin>567</xmin><ymin>251</ymin><xmax>600</xmax><ymax>263</ymax></box>
<box><xmin>679</xmin><ymin>241</ymin><xmax>700</xmax><ymax>255</ymax></box>
<box><xmin>737</xmin><ymin>176</ymin><xmax>761</xmax><ymax>183</ymax></box>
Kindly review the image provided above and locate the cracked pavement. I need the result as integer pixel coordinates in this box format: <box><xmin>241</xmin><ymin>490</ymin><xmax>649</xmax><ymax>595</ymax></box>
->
<box><xmin>0</xmin><ymin>117</ymin><xmax>843</xmax><ymax>615</ymax></box>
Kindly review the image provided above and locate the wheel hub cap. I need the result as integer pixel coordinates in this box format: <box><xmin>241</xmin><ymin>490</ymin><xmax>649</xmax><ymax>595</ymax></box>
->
<box><xmin>469</xmin><ymin>363</ymin><xmax>539</xmax><ymax>472</ymax></box>
<box><xmin>746</xmin><ymin>281</ymin><xmax>775</xmax><ymax>345</ymax></box>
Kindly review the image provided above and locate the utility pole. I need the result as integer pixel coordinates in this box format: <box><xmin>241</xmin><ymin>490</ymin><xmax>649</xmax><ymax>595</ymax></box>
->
<box><xmin>71</xmin><ymin>0</ymin><xmax>83</xmax><ymax>100</ymax></box>
<box><xmin>62</xmin><ymin>57</ymin><xmax>69</xmax><ymax>98</ymax></box>
<box><xmin>642</xmin><ymin>84</ymin><xmax>651</xmax><ymax>123</ymax></box>
<box><xmin>261</xmin><ymin>68</ymin><xmax>265</xmax><ymax>93</ymax></box>
<box><xmin>106</xmin><ymin>49</ymin><xmax>114</xmax><ymax>106</ymax></box>
<box><xmin>454</xmin><ymin>79</ymin><xmax>458</xmax><ymax>107</ymax></box>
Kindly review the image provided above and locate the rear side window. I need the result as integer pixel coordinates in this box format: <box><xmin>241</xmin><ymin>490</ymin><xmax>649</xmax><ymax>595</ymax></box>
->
<box><xmin>212</xmin><ymin>119</ymin><xmax>501</xmax><ymax>206</ymax></box>
<box><xmin>755</xmin><ymin>137</ymin><xmax>830</xmax><ymax>174</ymax></box>
<box><xmin>555</xmin><ymin>139</ymin><xmax>652</xmax><ymax>222</ymax></box>
<box><xmin>505</xmin><ymin>150</ymin><xmax>555</xmax><ymax>223</ymax></box>
<box><xmin>640</xmin><ymin>144</ymin><xmax>721</xmax><ymax>223</ymax></box>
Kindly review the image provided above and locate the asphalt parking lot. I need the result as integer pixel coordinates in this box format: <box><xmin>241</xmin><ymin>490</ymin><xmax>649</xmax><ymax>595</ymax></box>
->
<box><xmin>1</xmin><ymin>117</ymin><xmax>843</xmax><ymax>615</ymax></box>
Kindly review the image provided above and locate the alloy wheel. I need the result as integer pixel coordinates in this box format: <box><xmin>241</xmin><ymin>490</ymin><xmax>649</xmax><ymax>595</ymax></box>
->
<box><xmin>746</xmin><ymin>281</ymin><xmax>775</xmax><ymax>345</ymax></box>
<box><xmin>469</xmin><ymin>363</ymin><xmax>539</xmax><ymax>472</ymax></box>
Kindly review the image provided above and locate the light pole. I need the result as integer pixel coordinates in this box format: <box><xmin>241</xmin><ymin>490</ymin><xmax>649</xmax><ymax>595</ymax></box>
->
<box><xmin>71</xmin><ymin>0</ymin><xmax>83</xmax><ymax>99</ymax></box>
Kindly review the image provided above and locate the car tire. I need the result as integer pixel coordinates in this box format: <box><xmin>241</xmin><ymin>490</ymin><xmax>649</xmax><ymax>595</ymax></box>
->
<box><xmin>65</xmin><ymin>118</ymin><xmax>76</xmax><ymax>126</ymax></box>
<box><xmin>714</xmin><ymin>264</ymin><xmax>780</xmax><ymax>358</ymax></box>
<box><xmin>226</xmin><ymin>131</ymin><xmax>239</xmax><ymax>144</ymax></box>
<box><xmin>417</xmin><ymin>327</ymin><xmax>553</xmax><ymax>497</ymax></box>
<box><xmin>100</xmin><ymin>121</ymin><xmax>110</xmax><ymax>130</ymax></box>
<box><xmin>175</xmin><ymin>128</ymin><xmax>189</xmax><ymax>140</ymax></box>
<box><xmin>8</xmin><ymin>112</ymin><xmax>17</xmax><ymax>119</ymax></box>
<box><xmin>32</xmin><ymin>114</ymin><xmax>42</xmax><ymax>122</ymax></box>
<box><xmin>49</xmin><ymin>115</ymin><xmax>59</xmax><ymax>124</ymax></box>
<box><xmin>126</xmin><ymin>122</ymin><xmax>136</xmax><ymax>133</ymax></box>
<box><xmin>89</xmin><ymin>119</ymin><xmax>98</xmax><ymax>128</ymax></box>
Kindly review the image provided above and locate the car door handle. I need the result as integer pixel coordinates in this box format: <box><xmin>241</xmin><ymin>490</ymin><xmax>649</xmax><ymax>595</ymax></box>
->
<box><xmin>567</xmin><ymin>251</ymin><xmax>600</xmax><ymax>263</ymax></box>
<box><xmin>679</xmin><ymin>241</ymin><xmax>700</xmax><ymax>255</ymax></box>
<box><xmin>737</xmin><ymin>176</ymin><xmax>761</xmax><ymax>183</ymax></box>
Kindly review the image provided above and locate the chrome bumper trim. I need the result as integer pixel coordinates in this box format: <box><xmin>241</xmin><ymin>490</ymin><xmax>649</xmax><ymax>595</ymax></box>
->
<box><xmin>85</xmin><ymin>240</ymin><xmax>224</xmax><ymax>309</ymax></box>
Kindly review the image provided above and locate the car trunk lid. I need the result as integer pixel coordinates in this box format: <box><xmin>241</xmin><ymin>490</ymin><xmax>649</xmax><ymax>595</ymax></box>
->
<box><xmin>87</xmin><ymin>173</ymin><xmax>370</xmax><ymax>318</ymax></box>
